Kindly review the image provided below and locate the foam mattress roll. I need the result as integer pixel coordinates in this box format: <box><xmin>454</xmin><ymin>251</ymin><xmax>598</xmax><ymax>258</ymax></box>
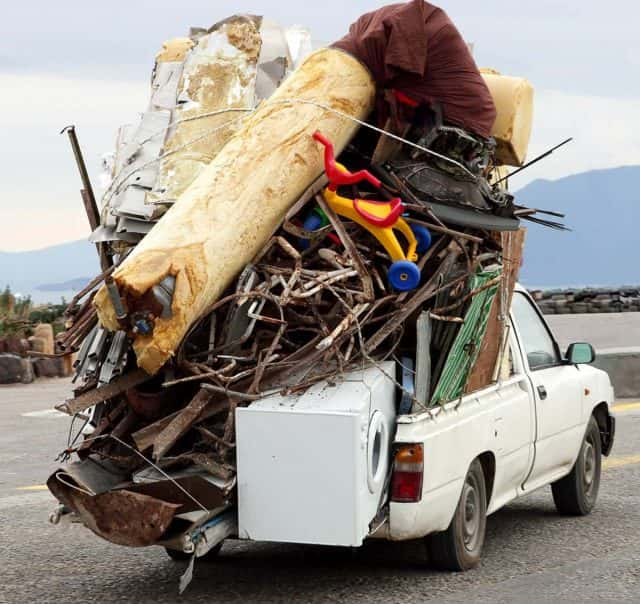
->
<box><xmin>94</xmin><ymin>48</ymin><xmax>375</xmax><ymax>374</ymax></box>
<box><xmin>481</xmin><ymin>69</ymin><xmax>534</xmax><ymax>167</ymax></box>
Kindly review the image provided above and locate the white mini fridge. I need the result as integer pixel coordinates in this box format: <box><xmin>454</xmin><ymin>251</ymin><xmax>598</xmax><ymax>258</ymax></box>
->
<box><xmin>236</xmin><ymin>362</ymin><xmax>397</xmax><ymax>546</ymax></box>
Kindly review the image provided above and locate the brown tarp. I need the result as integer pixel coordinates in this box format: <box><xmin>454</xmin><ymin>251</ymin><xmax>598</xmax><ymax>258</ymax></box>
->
<box><xmin>333</xmin><ymin>0</ymin><xmax>496</xmax><ymax>138</ymax></box>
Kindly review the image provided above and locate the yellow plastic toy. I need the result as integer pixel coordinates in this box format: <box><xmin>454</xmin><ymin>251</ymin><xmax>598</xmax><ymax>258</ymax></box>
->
<box><xmin>311</xmin><ymin>131</ymin><xmax>432</xmax><ymax>291</ymax></box>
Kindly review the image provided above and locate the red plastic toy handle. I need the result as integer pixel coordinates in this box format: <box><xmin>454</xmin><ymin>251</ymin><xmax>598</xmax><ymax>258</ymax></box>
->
<box><xmin>353</xmin><ymin>197</ymin><xmax>404</xmax><ymax>228</ymax></box>
<box><xmin>313</xmin><ymin>131</ymin><xmax>381</xmax><ymax>190</ymax></box>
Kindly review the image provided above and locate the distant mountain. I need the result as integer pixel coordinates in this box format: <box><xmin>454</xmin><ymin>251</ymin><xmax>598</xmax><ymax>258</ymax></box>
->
<box><xmin>1</xmin><ymin>166</ymin><xmax>637</xmax><ymax>301</ymax></box>
<box><xmin>0</xmin><ymin>239</ymin><xmax>99</xmax><ymax>301</ymax></box>
<box><xmin>516</xmin><ymin>166</ymin><xmax>640</xmax><ymax>288</ymax></box>
<box><xmin>36</xmin><ymin>277</ymin><xmax>93</xmax><ymax>292</ymax></box>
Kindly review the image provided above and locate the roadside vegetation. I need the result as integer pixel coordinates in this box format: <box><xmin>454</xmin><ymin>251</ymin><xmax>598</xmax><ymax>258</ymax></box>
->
<box><xmin>0</xmin><ymin>285</ymin><xmax>66</xmax><ymax>336</ymax></box>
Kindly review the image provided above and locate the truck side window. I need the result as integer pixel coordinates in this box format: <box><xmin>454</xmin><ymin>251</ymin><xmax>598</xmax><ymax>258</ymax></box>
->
<box><xmin>511</xmin><ymin>292</ymin><xmax>559</xmax><ymax>370</ymax></box>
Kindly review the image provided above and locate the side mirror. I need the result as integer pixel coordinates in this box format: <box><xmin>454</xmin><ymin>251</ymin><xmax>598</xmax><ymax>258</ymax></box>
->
<box><xmin>565</xmin><ymin>342</ymin><xmax>595</xmax><ymax>365</ymax></box>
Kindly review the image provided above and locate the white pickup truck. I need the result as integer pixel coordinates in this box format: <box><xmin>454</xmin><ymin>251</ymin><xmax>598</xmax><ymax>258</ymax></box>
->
<box><xmin>191</xmin><ymin>284</ymin><xmax>615</xmax><ymax>572</ymax></box>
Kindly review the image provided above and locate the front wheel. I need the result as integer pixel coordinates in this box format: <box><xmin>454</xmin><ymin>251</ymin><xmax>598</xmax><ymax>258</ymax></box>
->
<box><xmin>388</xmin><ymin>260</ymin><xmax>421</xmax><ymax>291</ymax></box>
<box><xmin>426</xmin><ymin>458</ymin><xmax>487</xmax><ymax>571</ymax></box>
<box><xmin>551</xmin><ymin>416</ymin><xmax>601</xmax><ymax>515</ymax></box>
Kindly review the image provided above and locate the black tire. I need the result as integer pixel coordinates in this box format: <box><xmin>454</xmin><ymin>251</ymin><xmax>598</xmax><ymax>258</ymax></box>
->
<box><xmin>165</xmin><ymin>542</ymin><xmax>223</xmax><ymax>562</ymax></box>
<box><xmin>552</xmin><ymin>416</ymin><xmax>601</xmax><ymax>515</ymax></box>
<box><xmin>426</xmin><ymin>458</ymin><xmax>487</xmax><ymax>571</ymax></box>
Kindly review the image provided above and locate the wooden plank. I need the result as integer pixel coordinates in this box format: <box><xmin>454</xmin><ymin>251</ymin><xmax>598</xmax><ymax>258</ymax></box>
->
<box><xmin>465</xmin><ymin>228</ymin><xmax>526</xmax><ymax>393</ymax></box>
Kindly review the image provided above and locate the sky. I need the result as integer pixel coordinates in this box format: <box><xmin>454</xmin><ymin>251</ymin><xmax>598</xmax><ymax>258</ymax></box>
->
<box><xmin>1</xmin><ymin>0</ymin><xmax>639</xmax><ymax>251</ymax></box>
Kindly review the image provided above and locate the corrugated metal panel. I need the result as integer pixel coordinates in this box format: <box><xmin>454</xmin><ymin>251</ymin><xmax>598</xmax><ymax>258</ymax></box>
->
<box><xmin>430</xmin><ymin>268</ymin><xmax>501</xmax><ymax>405</ymax></box>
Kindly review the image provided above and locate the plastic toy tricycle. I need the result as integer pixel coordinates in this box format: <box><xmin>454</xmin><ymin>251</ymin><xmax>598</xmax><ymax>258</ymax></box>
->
<box><xmin>306</xmin><ymin>131</ymin><xmax>431</xmax><ymax>291</ymax></box>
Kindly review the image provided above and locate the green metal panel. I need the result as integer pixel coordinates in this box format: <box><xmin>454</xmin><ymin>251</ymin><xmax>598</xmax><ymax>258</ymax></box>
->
<box><xmin>430</xmin><ymin>268</ymin><xmax>501</xmax><ymax>406</ymax></box>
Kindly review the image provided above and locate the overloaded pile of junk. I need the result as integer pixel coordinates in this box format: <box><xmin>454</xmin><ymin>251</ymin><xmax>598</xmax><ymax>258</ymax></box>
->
<box><xmin>48</xmin><ymin>2</ymin><xmax>568</xmax><ymax>590</ymax></box>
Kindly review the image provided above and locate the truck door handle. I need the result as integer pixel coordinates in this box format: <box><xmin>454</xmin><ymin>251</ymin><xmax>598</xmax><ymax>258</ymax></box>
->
<box><xmin>537</xmin><ymin>385</ymin><xmax>547</xmax><ymax>400</ymax></box>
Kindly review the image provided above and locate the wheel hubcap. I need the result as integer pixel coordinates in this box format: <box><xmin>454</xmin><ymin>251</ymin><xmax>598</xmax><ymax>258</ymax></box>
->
<box><xmin>583</xmin><ymin>437</ymin><xmax>596</xmax><ymax>496</ymax></box>
<box><xmin>462</xmin><ymin>475</ymin><xmax>481</xmax><ymax>552</ymax></box>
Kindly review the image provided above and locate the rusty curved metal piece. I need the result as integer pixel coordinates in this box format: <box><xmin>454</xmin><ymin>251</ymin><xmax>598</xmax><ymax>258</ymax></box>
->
<box><xmin>48</xmin><ymin>471</ymin><xmax>179</xmax><ymax>547</ymax></box>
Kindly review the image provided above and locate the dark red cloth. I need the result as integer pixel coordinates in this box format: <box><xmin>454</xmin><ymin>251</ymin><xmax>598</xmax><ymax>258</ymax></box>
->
<box><xmin>332</xmin><ymin>0</ymin><xmax>497</xmax><ymax>139</ymax></box>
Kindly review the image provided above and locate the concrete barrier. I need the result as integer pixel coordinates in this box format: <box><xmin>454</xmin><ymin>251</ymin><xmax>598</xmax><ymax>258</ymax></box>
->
<box><xmin>592</xmin><ymin>347</ymin><xmax>640</xmax><ymax>399</ymax></box>
<box><xmin>544</xmin><ymin>314</ymin><xmax>640</xmax><ymax>398</ymax></box>
<box><xmin>530</xmin><ymin>287</ymin><xmax>640</xmax><ymax>315</ymax></box>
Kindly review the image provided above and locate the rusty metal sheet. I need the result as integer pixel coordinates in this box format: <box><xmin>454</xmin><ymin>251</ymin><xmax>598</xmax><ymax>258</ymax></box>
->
<box><xmin>127</xmin><ymin>473</ymin><xmax>229</xmax><ymax>513</ymax></box>
<box><xmin>180</xmin><ymin>453</ymin><xmax>234</xmax><ymax>482</ymax></box>
<box><xmin>131</xmin><ymin>410</ymin><xmax>180</xmax><ymax>451</ymax></box>
<box><xmin>47</xmin><ymin>457</ymin><xmax>128</xmax><ymax>496</ymax></box>
<box><xmin>131</xmin><ymin>396</ymin><xmax>229</xmax><ymax>452</ymax></box>
<box><xmin>152</xmin><ymin>392</ymin><xmax>229</xmax><ymax>460</ymax></box>
<box><xmin>59</xmin><ymin>487</ymin><xmax>179</xmax><ymax>547</ymax></box>
<box><xmin>152</xmin><ymin>390</ymin><xmax>211</xmax><ymax>460</ymax></box>
<box><xmin>47</xmin><ymin>464</ymin><xmax>179</xmax><ymax>546</ymax></box>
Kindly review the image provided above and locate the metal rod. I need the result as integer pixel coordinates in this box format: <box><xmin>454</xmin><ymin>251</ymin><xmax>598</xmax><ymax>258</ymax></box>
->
<box><xmin>495</xmin><ymin>137</ymin><xmax>573</xmax><ymax>185</ymax></box>
<box><xmin>61</xmin><ymin>124</ymin><xmax>112</xmax><ymax>270</ymax></box>
<box><xmin>61</xmin><ymin>125</ymin><xmax>99</xmax><ymax>228</ymax></box>
<box><xmin>105</xmin><ymin>276</ymin><xmax>128</xmax><ymax>320</ymax></box>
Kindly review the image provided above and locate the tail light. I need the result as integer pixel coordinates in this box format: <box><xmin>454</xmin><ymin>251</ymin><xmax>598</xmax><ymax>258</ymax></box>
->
<box><xmin>391</xmin><ymin>443</ymin><xmax>423</xmax><ymax>503</ymax></box>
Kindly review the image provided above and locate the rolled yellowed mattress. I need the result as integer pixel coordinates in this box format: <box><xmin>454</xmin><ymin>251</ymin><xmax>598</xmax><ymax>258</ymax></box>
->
<box><xmin>94</xmin><ymin>48</ymin><xmax>375</xmax><ymax>374</ymax></box>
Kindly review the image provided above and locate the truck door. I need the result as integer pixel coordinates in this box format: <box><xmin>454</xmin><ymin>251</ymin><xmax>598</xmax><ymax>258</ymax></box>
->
<box><xmin>510</xmin><ymin>292</ymin><xmax>584</xmax><ymax>490</ymax></box>
<box><xmin>488</xmin><ymin>328</ymin><xmax>535</xmax><ymax>511</ymax></box>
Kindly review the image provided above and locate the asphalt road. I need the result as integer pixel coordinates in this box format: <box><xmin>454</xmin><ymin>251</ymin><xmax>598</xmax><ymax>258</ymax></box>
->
<box><xmin>1</xmin><ymin>378</ymin><xmax>639</xmax><ymax>604</ymax></box>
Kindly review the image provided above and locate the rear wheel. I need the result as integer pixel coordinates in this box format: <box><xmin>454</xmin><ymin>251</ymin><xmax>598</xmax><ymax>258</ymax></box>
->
<box><xmin>552</xmin><ymin>416</ymin><xmax>601</xmax><ymax>515</ymax></box>
<box><xmin>426</xmin><ymin>458</ymin><xmax>487</xmax><ymax>571</ymax></box>
<box><xmin>410</xmin><ymin>224</ymin><xmax>432</xmax><ymax>253</ymax></box>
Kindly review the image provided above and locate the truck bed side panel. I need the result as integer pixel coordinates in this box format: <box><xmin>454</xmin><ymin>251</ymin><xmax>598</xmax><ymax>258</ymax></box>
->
<box><xmin>390</xmin><ymin>391</ymin><xmax>497</xmax><ymax>540</ymax></box>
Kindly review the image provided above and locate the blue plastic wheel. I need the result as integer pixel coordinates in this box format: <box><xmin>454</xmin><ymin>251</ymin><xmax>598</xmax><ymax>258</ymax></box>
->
<box><xmin>411</xmin><ymin>224</ymin><xmax>432</xmax><ymax>253</ymax></box>
<box><xmin>304</xmin><ymin>213</ymin><xmax>324</xmax><ymax>232</ymax></box>
<box><xmin>300</xmin><ymin>213</ymin><xmax>325</xmax><ymax>249</ymax></box>
<box><xmin>388</xmin><ymin>260</ymin><xmax>421</xmax><ymax>291</ymax></box>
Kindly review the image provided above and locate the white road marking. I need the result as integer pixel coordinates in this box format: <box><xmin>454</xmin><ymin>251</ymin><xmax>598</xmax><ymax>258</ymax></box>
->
<box><xmin>21</xmin><ymin>409</ymin><xmax>67</xmax><ymax>419</ymax></box>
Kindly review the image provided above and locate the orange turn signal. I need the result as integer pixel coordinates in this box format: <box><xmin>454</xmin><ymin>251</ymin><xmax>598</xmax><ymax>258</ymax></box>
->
<box><xmin>395</xmin><ymin>443</ymin><xmax>424</xmax><ymax>465</ymax></box>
